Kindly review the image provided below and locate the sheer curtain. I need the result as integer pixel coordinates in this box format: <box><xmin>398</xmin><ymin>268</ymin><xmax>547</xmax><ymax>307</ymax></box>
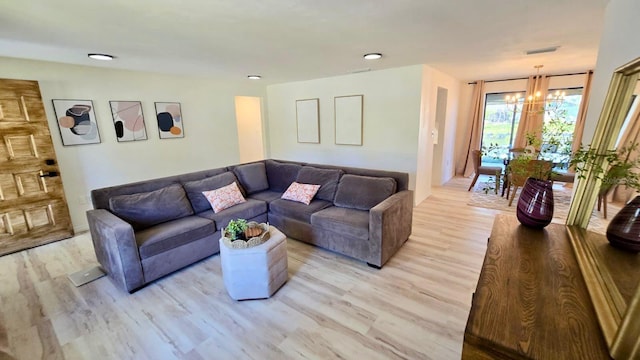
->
<box><xmin>457</xmin><ymin>80</ymin><xmax>485</xmax><ymax>177</ymax></box>
<box><xmin>513</xmin><ymin>75</ymin><xmax>549</xmax><ymax>148</ymax></box>
<box><xmin>571</xmin><ymin>71</ymin><xmax>594</xmax><ymax>154</ymax></box>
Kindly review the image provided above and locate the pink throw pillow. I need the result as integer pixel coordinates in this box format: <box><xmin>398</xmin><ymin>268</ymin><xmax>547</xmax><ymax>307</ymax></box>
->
<box><xmin>281</xmin><ymin>182</ymin><xmax>321</xmax><ymax>205</ymax></box>
<box><xmin>202</xmin><ymin>182</ymin><xmax>246</xmax><ymax>213</ymax></box>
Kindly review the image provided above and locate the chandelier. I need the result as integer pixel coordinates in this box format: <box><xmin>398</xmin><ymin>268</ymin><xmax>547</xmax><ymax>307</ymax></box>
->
<box><xmin>504</xmin><ymin>90</ymin><xmax>566</xmax><ymax>106</ymax></box>
<box><xmin>504</xmin><ymin>65</ymin><xmax>566</xmax><ymax>107</ymax></box>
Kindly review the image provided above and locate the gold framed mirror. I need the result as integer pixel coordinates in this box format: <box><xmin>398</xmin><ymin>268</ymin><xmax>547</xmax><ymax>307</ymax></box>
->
<box><xmin>567</xmin><ymin>56</ymin><xmax>640</xmax><ymax>359</ymax></box>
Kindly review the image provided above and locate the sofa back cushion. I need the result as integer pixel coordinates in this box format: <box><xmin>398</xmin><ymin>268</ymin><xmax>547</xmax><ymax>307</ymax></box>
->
<box><xmin>232</xmin><ymin>162</ymin><xmax>269</xmax><ymax>195</ymax></box>
<box><xmin>296</xmin><ymin>166</ymin><xmax>343</xmax><ymax>202</ymax></box>
<box><xmin>91</xmin><ymin>167</ymin><xmax>227</xmax><ymax>210</ymax></box>
<box><xmin>108</xmin><ymin>184</ymin><xmax>194</xmax><ymax>231</ymax></box>
<box><xmin>334</xmin><ymin>174</ymin><xmax>397</xmax><ymax>210</ymax></box>
<box><xmin>265</xmin><ymin>160</ymin><xmax>302</xmax><ymax>192</ymax></box>
<box><xmin>183</xmin><ymin>172</ymin><xmax>244</xmax><ymax>213</ymax></box>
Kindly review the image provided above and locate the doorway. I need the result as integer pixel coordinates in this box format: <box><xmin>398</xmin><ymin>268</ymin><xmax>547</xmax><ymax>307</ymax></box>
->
<box><xmin>431</xmin><ymin>87</ymin><xmax>448</xmax><ymax>185</ymax></box>
<box><xmin>234</xmin><ymin>96</ymin><xmax>265</xmax><ymax>163</ymax></box>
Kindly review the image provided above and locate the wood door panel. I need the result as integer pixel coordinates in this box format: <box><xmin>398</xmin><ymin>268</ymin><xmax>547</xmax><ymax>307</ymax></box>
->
<box><xmin>22</xmin><ymin>96</ymin><xmax>47</xmax><ymax>122</ymax></box>
<box><xmin>13</xmin><ymin>170</ymin><xmax>48</xmax><ymax>196</ymax></box>
<box><xmin>4</xmin><ymin>134</ymin><xmax>39</xmax><ymax>159</ymax></box>
<box><xmin>0</xmin><ymin>174</ymin><xmax>64</xmax><ymax>202</ymax></box>
<box><xmin>0</xmin><ymin>98</ymin><xmax>27</xmax><ymax>122</ymax></box>
<box><xmin>0</xmin><ymin>199</ymin><xmax>71</xmax><ymax>236</ymax></box>
<box><xmin>0</xmin><ymin>78</ymin><xmax>73</xmax><ymax>256</ymax></box>
<box><xmin>0</xmin><ymin>133</ymin><xmax>57</xmax><ymax>166</ymax></box>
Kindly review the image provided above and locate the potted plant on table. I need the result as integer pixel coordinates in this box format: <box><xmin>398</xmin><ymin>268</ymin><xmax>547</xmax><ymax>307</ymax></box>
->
<box><xmin>222</xmin><ymin>219</ymin><xmax>270</xmax><ymax>249</ymax></box>
<box><xmin>224</xmin><ymin>218</ymin><xmax>248</xmax><ymax>241</ymax></box>
<box><xmin>508</xmin><ymin>154</ymin><xmax>555</xmax><ymax>228</ymax></box>
<box><xmin>570</xmin><ymin>142</ymin><xmax>640</xmax><ymax>252</ymax></box>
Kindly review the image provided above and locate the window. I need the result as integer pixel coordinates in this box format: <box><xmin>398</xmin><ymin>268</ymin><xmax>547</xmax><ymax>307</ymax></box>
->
<box><xmin>480</xmin><ymin>88</ymin><xmax>585</xmax><ymax>168</ymax></box>
<box><xmin>480</xmin><ymin>92</ymin><xmax>524</xmax><ymax>165</ymax></box>
<box><xmin>541</xmin><ymin>87</ymin><xmax>583</xmax><ymax>167</ymax></box>
<box><xmin>616</xmin><ymin>94</ymin><xmax>638</xmax><ymax>147</ymax></box>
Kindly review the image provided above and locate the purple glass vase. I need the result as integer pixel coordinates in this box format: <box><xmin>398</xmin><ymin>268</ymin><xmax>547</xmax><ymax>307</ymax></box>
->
<box><xmin>606</xmin><ymin>195</ymin><xmax>640</xmax><ymax>252</ymax></box>
<box><xmin>516</xmin><ymin>178</ymin><xmax>554</xmax><ymax>228</ymax></box>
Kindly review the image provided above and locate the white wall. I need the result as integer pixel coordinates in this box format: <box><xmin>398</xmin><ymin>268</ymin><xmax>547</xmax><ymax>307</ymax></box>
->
<box><xmin>582</xmin><ymin>0</ymin><xmax>640</xmax><ymax>145</ymax></box>
<box><xmin>0</xmin><ymin>57</ymin><xmax>266</xmax><ymax>232</ymax></box>
<box><xmin>266</xmin><ymin>65</ymin><xmax>423</xmax><ymax>191</ymax></box>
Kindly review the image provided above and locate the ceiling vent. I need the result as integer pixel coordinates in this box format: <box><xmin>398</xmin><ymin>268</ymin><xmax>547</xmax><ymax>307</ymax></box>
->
<box><xmin>525</xmin><ymin>46</ymin><xmax>559</xmax><ymax>55</ymax></box>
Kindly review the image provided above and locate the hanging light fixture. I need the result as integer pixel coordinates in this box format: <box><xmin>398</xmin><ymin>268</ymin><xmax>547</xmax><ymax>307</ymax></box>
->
<box><xmin>504</xmin><ymin>65</ymin><xmax>565</xmax><ymax>107</ymax></box>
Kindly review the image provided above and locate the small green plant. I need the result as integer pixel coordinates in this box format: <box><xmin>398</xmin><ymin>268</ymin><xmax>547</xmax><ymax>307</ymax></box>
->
<box><xmin>525</xmin><ymin>131</ymin><xmax>543</xmax><ymax>149</ymax></box>
<box><xmin>481</xmin><ymin>170</ymin><xmax>500</xmax><ymax>194</ymax></box>
<box><xmin>225</xmin><ymin>219</ymin><xmax>248</xmax><ymax>241</ymax></box>
<box><xmin>507</xmin><ymin>155</ymin><xmax>554</xmax><ymax>186</ymax></box>
<box><xmin>481</xmin><ymin>142</ymin><xmax>502</xmax><ymax>159</ymax></box>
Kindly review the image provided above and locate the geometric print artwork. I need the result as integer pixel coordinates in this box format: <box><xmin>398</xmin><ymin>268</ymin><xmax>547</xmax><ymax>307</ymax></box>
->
<box><xmin>154</xmin><ymin>102</ymin><xmax>184</xmax><ymax>139</ymax></box>
<box><xmin>109</xmin><ymin>101</ymin><xmax>147</xmax><ymax>142</ymax></box>
<box><xmin>52</xmin><ymin>99</ymin><xmax>101</xmax><ymax>146</ymax></box>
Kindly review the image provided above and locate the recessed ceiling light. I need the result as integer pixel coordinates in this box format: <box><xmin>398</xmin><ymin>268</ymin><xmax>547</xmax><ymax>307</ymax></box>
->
<box><xmin>247</xmin><ymin>75</ymin><xmax>261</xmax><ymax>80</ymax></box>
<box><xmin>363</xmin><ymin>53</ymin><xmax>382</xmax><ymax>60</ymax></box>
<box><xmin>88</xmin><ymin>53</ymin><xmax>115</xmax><ymax>61</ymax></box>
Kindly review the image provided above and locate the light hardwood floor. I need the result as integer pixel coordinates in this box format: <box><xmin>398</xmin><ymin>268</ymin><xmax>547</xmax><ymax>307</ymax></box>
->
<box><xmin>0</xmin><ymin>177</ymin><xmax>517</xmax><ymax>360</ymax></box>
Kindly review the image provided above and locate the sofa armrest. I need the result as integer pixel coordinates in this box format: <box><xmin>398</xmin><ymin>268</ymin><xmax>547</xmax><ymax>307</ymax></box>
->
<box><xmin>86</xmin><ymin>209</ymin><xmax>144</xmax><ymax>293</ymax></box>
<box><xmin>369</xmin><ymin>190</ymin><xmax>414</xmax><ymax>267</ymax></box>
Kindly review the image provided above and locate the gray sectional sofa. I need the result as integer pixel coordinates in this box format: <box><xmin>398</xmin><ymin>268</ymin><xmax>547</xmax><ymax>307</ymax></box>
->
<box><xmin>87</xmin><ymin>159</ymin><xmax>413</xmax><ymax>293</ymax></box>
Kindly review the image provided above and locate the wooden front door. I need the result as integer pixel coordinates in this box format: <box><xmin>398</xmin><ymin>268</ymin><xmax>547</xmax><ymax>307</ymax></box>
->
<box><xmin>0</xmin><ymin>78</ymin><xmax>73</xmax><ymax>256</ymax></box>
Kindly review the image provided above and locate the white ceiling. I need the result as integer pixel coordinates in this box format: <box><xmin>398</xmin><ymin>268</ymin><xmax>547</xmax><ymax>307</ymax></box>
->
<box><xmin>0</xmin><ymin>0</ymin><xmax>608</xmax><ymax>84</ymax></box>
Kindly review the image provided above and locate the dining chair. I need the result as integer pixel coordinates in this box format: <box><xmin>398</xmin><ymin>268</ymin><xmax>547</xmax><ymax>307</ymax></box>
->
<box><xmin>596</xmin><ymin>165</ymin><xmax>626</xmax><ymax>219</ymax></box>
<box><xmin>467</xmin><ymin>150</ymin><xmax>503</xmax><ymax>194</ymax></box>
<box><xmin>507</xmin><ymin>159</ymin><xmax>553</xmax><ymax>206</ymax></box>
<box><xmin>597</xmin><ymin>186</ymin><xmax>614</xmax><ymax>219</ymax></box>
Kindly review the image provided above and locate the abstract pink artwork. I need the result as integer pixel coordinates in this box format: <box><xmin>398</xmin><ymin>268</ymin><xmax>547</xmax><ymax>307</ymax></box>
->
<box><xmin>109</xmin><ymin>101</ymin><xmax>147</xmax><ymax>142</ymax></box>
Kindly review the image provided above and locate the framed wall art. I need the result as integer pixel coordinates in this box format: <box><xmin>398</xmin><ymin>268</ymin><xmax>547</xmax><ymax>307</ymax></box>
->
<box><xmin>334</xmin><ymin>95</ymin><xmax>363</xmax><ymax>146</ymax></box>
<box><xmin>154</xmin><ymin>102</ymin><xmax>184</xmax><ymax>139</ymax></box>
<box><xmin>109</xmin><ymin>101</ymin><xmax>147</xmax><ymax>142</ymax></box>
<box><xmin>296</xmin><ymin>98</ymin><xmax>320</xmax><ymax>143</ymax></box>
<box><xmin>52</xmin><ymin>99</ymin><xmax>101</xmax><ymax>146</ymax></box>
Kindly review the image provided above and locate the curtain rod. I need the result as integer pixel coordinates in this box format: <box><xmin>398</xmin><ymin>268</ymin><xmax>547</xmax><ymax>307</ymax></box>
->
<box><xmin>467</xmin><ymin>70</ymin><xmax>593</xmax><ymax>85</ymax></box>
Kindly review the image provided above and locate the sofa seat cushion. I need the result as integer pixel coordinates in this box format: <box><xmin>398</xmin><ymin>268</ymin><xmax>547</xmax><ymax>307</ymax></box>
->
<box><xmin>265</xmin><ymin>160</ymin><xmax>302</xmax><ymax>192</ymax></box>
<box><xmin>310</xmin><ymin>206</ymin><xmax>369</xmax><ymax>240</ymax></box>
<box><xmin>136</xmin><ymin>216</ymin><xmax>215</xmax><ymax>259</ymax></box>
<box><xmin>109</xmin><ymin>183</ymin><xmax>194</xmax><ymax>231</ymax></box>
<box><xmin>269</xmin><ymin>198</ymin><xmax>332</xmax><ymax>223</ymax></box>
<box><xmin>334</xmin><ymin>174</ymin><xmax>397</xmax><ymax>210</ymax></box>
<box><xmin>249</xmin><ymin>190</ymin><xmax>283</xmax><ymax>203</ymax></box>
<box><xmin>232</xmin><ymin>162</ymin><xmax>269</xmax><ymax>195</ymax></box>
<box><xmin>197</xmin><ymin>198</ymin><xmax>267</xmax><ymax>231</ymax></box>
<box><xmin>183</xmin><ymin>171</ymin><xmax>245</xmax><ymax>213</ymax></box>
<box><xmin>296</xmin><ymin>166</ymin><xmax>343</xmax><ymax>202</ymax></box>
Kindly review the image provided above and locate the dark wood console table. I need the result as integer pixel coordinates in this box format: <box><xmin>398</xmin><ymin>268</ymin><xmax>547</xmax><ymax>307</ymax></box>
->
<box><xmin>463</xmin><ymin>215</ymin><xmax>611</xmax><ymax>359</ymax></box>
